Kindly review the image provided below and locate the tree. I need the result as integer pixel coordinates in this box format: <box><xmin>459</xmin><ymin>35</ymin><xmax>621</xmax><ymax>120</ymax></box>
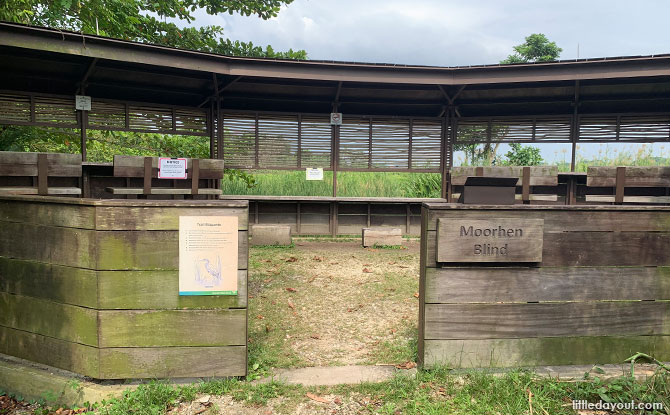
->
<box><xmin>501</xmin><ymin>33</ymin><xmax>562</xmax><ymax>64</ymax></box>
<box><xmin>501</xmin><ymin>143</ymin><xmax>544</xmax><ymax>166</ymax></box>
<box><xmin>0</xmin><ymin>0</ymin><xmax>307</xmax><ymax>59</ymax></box>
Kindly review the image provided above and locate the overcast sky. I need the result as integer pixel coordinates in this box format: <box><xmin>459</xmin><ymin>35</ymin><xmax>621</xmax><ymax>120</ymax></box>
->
<box><xmin>194</xmin><ymin>0</ymin><xmax>670</xmax><ymax>66</ymax></box>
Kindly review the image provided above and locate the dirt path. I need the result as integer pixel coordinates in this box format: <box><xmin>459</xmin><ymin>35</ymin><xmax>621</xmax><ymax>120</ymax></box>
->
<box><xmin>248</xmin><ymin>240</ymin><xmax>420</xmax><ymax>368</ymax></box>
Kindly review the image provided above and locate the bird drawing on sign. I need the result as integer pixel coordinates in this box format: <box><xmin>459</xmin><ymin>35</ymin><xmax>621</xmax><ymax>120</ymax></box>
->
<box><xmin>194</xmin><ymin>256</ymin><xmax>222</xmax><ymax>287</ymax></box>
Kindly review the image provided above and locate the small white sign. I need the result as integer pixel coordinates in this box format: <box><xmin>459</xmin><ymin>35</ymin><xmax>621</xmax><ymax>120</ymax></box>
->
<box><xmin>158</xmin><ymin>157</ymin><xmax>188</xmax><ymax>179</ymax></box>
<box><xmin>306</xmin><ymin>167</ymin><xmax>324</xmax><ymax>181</ymax></box>
<box><xmin>330</xmin><ymin>112</ymin><xmax>342</xmax><ymax>125</ymax></box>
<box><xmin>75</xmin><ymin>95</ymin><xmax>91</xmax><ymax>111</ymax></box>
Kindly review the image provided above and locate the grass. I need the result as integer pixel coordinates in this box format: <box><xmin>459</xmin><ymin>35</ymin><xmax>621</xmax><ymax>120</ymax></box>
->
<box><xmin>35</xmin><ymin>363</ymin><xmax>669</xmax><ymax>414</ymax></box>
<box><xmin>222</xmin><ymin>170</ymin><xmax>442</xmax><ymax>197</ymax></box>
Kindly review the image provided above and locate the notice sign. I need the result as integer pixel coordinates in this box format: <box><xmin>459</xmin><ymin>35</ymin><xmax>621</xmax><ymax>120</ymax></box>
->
<box><xmin>179</xmin><ymin>216</ymin><xmax>238</xmax><ymax>295</ymax></box>
<box><xmin>436</xmin><ymin>218</ymin><xmax>543</xmax><ymax>263</ymax></box>
<box><xmin>306</xmin><ymin>167</ymin><xmax>324</xmax><ymax>181</ymax></box>
<box><xmin>158</xmin><ymin>157</ymin><xmax>187</xmax><ymax>179</ymax></box>
<box><xmin>75</xmin><ymin>95</ymin><xmax>91</xmax><ymax>111</ymax></box>
<box><xmin>330</xmin><ymin>112</ymin><xmax>342</xmax><ymax>125</ymax></box>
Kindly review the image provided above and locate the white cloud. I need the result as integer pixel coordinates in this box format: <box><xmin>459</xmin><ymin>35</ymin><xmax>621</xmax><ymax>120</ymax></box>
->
<box><xmin>190</xmin><ymin>0</ymin><xmax>670</xmax><ymax>66</ymax></box>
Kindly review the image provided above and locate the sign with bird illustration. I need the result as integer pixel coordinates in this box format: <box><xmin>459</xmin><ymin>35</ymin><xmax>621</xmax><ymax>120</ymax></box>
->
<box><xmin>179</xmin><ymin>216</ymin><xmax>239</xmax><ymax>295</ymax></box>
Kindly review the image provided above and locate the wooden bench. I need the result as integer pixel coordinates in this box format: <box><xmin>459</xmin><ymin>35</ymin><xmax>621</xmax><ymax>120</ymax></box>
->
<box><xmin>586</xmin><ymin>166</ymin><xmax>670</xmax><ymax>204</ymax></box>
<box><xmin>450</xmin><ymin>166</ymin><xmax>559</xmax><ymax>203</ymax></box>
<box><xmin>105</xmin><ymin>155</ymin><xmax>223</xmax><ymax>197</ymax></box>
<box><xmin>0</xmin><ymin>151</ymin><xmax>82</xmax><ymax>196</ymax></box>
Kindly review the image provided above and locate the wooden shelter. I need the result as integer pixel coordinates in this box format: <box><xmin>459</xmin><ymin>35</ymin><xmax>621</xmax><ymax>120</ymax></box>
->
<box><xmin>2</xmin><ymin>21</ymin><xmax>670</xmax><ymax>200</ymax></box>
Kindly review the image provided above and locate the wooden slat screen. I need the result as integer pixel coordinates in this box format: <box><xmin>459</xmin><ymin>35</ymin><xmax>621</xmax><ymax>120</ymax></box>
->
<box><xmin>411</xmin><ymin>120</ymin><xmax>443</xmax><ymax>170</ymax></box>
<box><xmin>223</xmin><ymin>113</ymin><xmax>442</xmax><ymax>171</ymax></box>
<box><xmin>0</xmin><ymin>93</ymin><xmax>210</xmax><ymax>136</ymax></box>
<box><xmin>579</xmin><ymin>115</ymin><xmax>670</xmax><ymax>142</ymax></box>
<box><xmin>0</xmin><ymin>94</ymin><xmax>31</xmax><ymax>123</ymax></box>
<box><xmin>339</xmin><ymin>117</ymin><xmax>371</xmax><ymax>169</ymax></box>
<box><xmin>457</xmin><ymin>117</ymin><xmax>572</xmax><ymax>143</ymax></box>
<box><xmin>258</xmin><ymin>115</ymin><xmax>299</xmax><ymax>168</ymax></box>
<box><xmin>88</xmin><ymin>101</ymin><xmax>126</xmax><ymax>129</ymax></box>
<box><xmin>578</xmin><ymin>117</ymin><xmax>617</xmax><ymax>141</ymax></box>
<box><xmin>300</xmin><ymin>116</ymin><xmax>331</xmax><ymax>168</ymax></box>
<box><xmin>128</xmin><ymin>105</ymin><xmax>173</xmax><ymax>132</ymax></box>
<box><xmin>223</xmin><ymin>113</ymin><xmax>256</xmax><ymax>168</ymax></box>
<box><xmin>174</xmin><ymin>109</ymin><xmax>209</xmax><ymax>135</ymax></box>
<box><xmin>535</xmin><ymin>118</ymin><xmax>572</xmax><ymax>141</ymax></box>
<box><xmin>34</xmin><ymin>96</ymin><xmax>77</xmax><ymax>127</ymax></box>
<box><xmin>372</xmin><ymin>119</ymin><xmax>409</xmax><ymax>169</ymax></box>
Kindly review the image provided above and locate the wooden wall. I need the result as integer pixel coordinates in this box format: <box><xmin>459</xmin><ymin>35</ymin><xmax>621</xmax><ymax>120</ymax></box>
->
<box><xmin>247</xmin><ymin>200</ymin><xmax>423</xmax><ymax>236</ymax></box>
<box><xmin>0</xmin><ymin>195</ymin><xmax>248</xmax><ymax>379</ymax></box>
<box><xmin>419</xmin><ymin>203</ymin><xmax>670</xmax><ymax>368</ymax></box>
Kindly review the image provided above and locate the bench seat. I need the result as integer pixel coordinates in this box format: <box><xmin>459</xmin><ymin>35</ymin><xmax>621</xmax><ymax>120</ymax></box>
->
<box><xmin>105</xmin><ymin>187</ymin><xmax>222</xmax><ymax>195</ymax></box>
<box><xmin>0</xmin><ymin>186</ymin><xmax>81</xmax><ymax>195</ymax></box>
<box><xmin>585</xmin><ymin>195</ymin><xmax>670</xmax><ymax>204</ymax></box>
<box><xmin>451</xmin><ymin>192</ymin><xmax>558</xmax><ymax>202</ymax></box>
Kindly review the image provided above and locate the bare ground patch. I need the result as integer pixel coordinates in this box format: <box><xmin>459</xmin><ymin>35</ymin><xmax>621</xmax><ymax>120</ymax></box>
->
<box><xmin>248</xmin><ymin>240</ymin><xmax>419</xmax><ymax>369</ymax></box>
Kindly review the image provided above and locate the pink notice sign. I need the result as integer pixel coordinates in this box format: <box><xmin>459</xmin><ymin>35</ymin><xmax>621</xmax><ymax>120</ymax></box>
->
<box><xmin>158</xmin><ymin>157</ymin><xmax>187</xmax><ymax>179</ymax></box>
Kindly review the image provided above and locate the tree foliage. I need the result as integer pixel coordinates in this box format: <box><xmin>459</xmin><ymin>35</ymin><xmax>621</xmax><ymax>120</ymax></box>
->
<box><xmin>0</xmin><ymin>0</ymin><xmax>307</xmax><ymax>59</ymax></box>
<box><xmin>501</xmin><ymin>33</ymin><xmax>562</xmax><ymax>64</ymax></box>
<box><xmin>501</xmin><ymin>143</ymin><xmax>544</xmax><ymax>166</ymax></box>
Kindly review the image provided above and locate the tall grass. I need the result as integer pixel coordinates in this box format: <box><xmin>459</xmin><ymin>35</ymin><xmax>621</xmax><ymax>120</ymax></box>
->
<box><xmin>221</xmin><ymin>170</ymin><xmax>442</xmax><ymax>198</ymax></box>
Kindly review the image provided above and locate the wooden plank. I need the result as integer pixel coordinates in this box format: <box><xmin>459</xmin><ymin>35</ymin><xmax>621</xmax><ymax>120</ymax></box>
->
<box><xmin>436</xmin><ymin>218</ymin><xmax>543</xmax><ymax>263</ymax></box>
<box><xmin>99</xmin><ymin>346</ymin><xmax>246</xmax><ymax>379</ymax></box>
<box><xmin>0</xmin><ymin>257</ymin><xmax>98</xmax><ymax>308</ymax></box>
<box><xmin>106</xmin><ymin>187</ymin><xmax>221</xmax><ymax>195</ymax></box>
<box><xmin>586</xmin><ymin>195</ymin><xmax>670</xmax><ymax>204</ymax></box>
<box><xmin>98</xmin><ymin>308</ymin><xmax>246</xmax><ymax>347</ymax></box>
<box><xmin>425</xmin><ymin>266</ymin><xmax>670</xmax><ymax>304</ymax></box>
<box><xmin>0</xmin><ymin>200</ymin><xmax>95</xmax><ymax>228</ymax></box>
<box><xmin>0</xmin><ymin>326</ymin><xmax>99</xmax><ymax>378</ymax></box>
<box><xmin>0</xmin><ymin>152</ymin><xmax>81</xmax><ymax>165</ymax></box>
<box><xmin>423</xmin><ymin>336</ymin><xmax>670</xmax><ymax>369</ymax></box>
<box><xmin>587</xmin><ymin>166</ymin><xmax>670</xmax><ymax>187</ymax></box>
<box><xmin>451</xmin><ymin>166</ymin><xmax>558</xmax><ymax>186</ymax></box>
<box><xmin>97</xmin><ymin>269</ymin><xmax>247</xmax><ymax>309</ymax></box>
<box><xmin>95</xmin><ymin>230</ymin><xmax>248</xmax><ymax>270</ymax></box>
<box><xmin>0</xmin><ymin>187</ymin><xmax>81</xmax><ymax>195</ymax></box>
<box><xmin>113</xmin><ymin>155</ymin><xmax>224</xmax><ymax>179</ymax></box>
<box><xmin>542</xmin><ymin>231</ymin><xmax>670</xmax><ymax>266</ymax></box>
<box><xmin>94</xmin><ymin>206</ymin><xmax>248</xmax><ymax>231</ymax></box>
<box><xmin>426</xmin><ymin>209</ymin><xmax>670</xmax><ymax>232</ymax></box>
<box><xmin>427</xmin><ymin>229</ymin><xmax>670</xmax><ymax>267</ymax></box>
<box><xmin>0</xmin><ymin>163</ymin><xmax>81</xmax><ymax>177</ymax></box>
<box><xmin>0</xmin><ymin>221</ymin><xmax>96</xmax><ymax>268</ymax></box>
<box><xmin>113</xmin><ymin>155</ymin><xmax>224</xmax><ymax>170</ymax></box>
<box><xmin>0</xmin><ymin>292</ymin><xmax>98</xmax><ymax>346</ymax></box>
<box><xmin>424</xmin><ymin>302</ymin><xmax>670</xmax><ymax>340</ymax></box>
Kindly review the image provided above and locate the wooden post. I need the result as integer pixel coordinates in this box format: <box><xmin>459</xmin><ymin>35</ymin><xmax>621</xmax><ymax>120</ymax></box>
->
<box><xmin>296</xmin><ymin>202</ymin><xmax>301</xmax><ymax>234</ymax></box>
<box><xmin>475</xmin><ymin>167</ymin><xmax>484</xmax><ymax>176</ymax></box>
<box><xmin>80</xmin><ymin>110</ymin><xmax>88</xmax><ymax>162</ymax></box>
<box><xmin>191</xmin><ymin>158</ymin><xmax>200</xmax><ymax>196</ymax></box>
<box><xmin>440</xmin><ymin>110</ymin><xmax>449</xmax><ymax>199</ymax></box>
<box><xmin>143</xmin><ymin>157</ymin><xmax>152</xmax><ymax>195</ymax></box>
<box><xmin>332</xmin><ymin>103</ymin><xmax>339</xmax><ymax>197</ymax></box>
<box><xmin>406</xmin><ymin>203</ymin><xmax>411</xmax><ymax>234</ymax></box>
<box><xmin>331</xmin><ymin>202</ymin><xmax>338</xmax><ymax>237</ymax></box>
<box><xmin>37</xmin><ymin>153</ymin><xmax>48</xmax><ymax>196</ymax></box>
<box><xmin>615</xmin><ymin>166</ymin><xmax>626</xmax><ymax>204</ymax></box>
<box><xmin>570</xmin><ymin>81</ymin><xmax>580</xmax><ymax>172</ymax></box>
<box><xmin>522</xmin><ymin>166</ymin><xmax>531</xmax><ymax>204</ymax></box>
